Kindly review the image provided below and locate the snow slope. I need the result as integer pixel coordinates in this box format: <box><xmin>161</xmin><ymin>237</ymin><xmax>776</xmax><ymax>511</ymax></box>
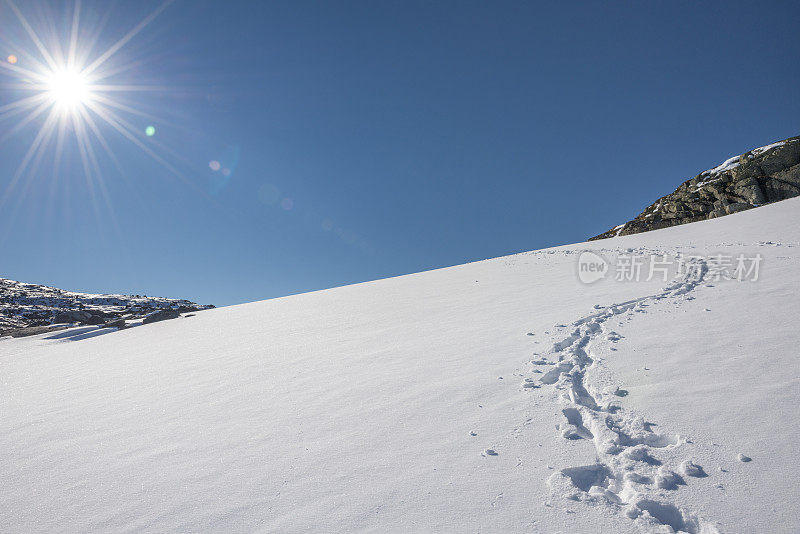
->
<box><xmin>2</xmin><ymin>198</ymin><xmax>800</xmax><ymax>533</ymax></box>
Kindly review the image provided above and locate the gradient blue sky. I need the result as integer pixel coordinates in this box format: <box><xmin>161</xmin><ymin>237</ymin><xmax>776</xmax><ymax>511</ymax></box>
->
<box><xmin>1</xmin><ymin>0</ymin><xmax>798</xmax><ymax>306</ymax></box>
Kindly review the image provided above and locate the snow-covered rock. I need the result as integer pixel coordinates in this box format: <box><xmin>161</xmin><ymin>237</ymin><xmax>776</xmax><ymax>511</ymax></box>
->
<box><xmin>0</xmin><ymin>278</ymin><xmax>213</xmax><ymax>334</ymax></box>
<box><xmin>591</xmin><ymin>135</ymin><xmax>800</xmax><ymax>240</ymax></box>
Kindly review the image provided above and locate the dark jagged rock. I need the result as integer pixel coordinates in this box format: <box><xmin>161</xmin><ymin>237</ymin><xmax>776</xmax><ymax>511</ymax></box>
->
<box><xmin>142</xmin><ymin>309</ymin><xmax>180</xmax><ymax>325</ymax></box>
<box><xmin>103</xmin><ymin>317</ymin><xmax>127</xmax><ymax>329</ymax></box>
<box><xmin>54</xmin><ymin>310</ymin><xmax>93</xmax><ymax>324</ymax></box>
<box><xmin>590</xmin><ymin>136</ymin><xmax>800</xmax><ymax>240</ymax></box>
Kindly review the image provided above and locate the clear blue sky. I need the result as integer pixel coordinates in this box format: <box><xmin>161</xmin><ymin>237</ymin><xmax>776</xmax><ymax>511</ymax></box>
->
<box><xmin>0</xmin><ymin>0</ymin><xmax>798</xmax><ymax>306</ymax></box>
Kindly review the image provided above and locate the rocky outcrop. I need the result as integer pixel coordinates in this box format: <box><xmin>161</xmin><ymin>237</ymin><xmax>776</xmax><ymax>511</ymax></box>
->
<box><xmin>590</xmin><ymin>136</ymin><xmax>800</xmax><ymax>240</ymax></box>
<box><xmin>103</xmin><ymin>317</ymin><xmax>128</xmax><ymax>329</ymax></box>
<box><xmin>142</xmin><ymin>309</ymin><xmax>180</xmax><ymax>325</ymax></box>
<box><xmin>0</xmin><ymin>277</ymin><xmax>213</xmax><ymax>335</ymax></box>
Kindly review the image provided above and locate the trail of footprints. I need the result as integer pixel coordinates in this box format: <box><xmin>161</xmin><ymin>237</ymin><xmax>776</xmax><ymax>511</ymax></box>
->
<box><xmin>532</xmin><ymin>257</ymin><xmax>720</xmax><ymax>534</ymax></box>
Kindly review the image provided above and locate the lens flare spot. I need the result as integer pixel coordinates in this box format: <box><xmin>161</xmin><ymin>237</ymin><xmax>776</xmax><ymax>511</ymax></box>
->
<box><xmin>281</xmin><ymin>198</ymin><xmax>294</xmax><ymax>211</ymax></box>
<box><xmin>145</xmin><ymin>125</ymin><xmax>156</xmax><ymax>136</ymax></box>
<box><xmin>209</xmin><ymin>160</ymin><xmax>221</xmax><ymax>171</ymax></box>
<box><xmin>7</xmin><ymin>55</ymin><xmax>17</xmax><ymax>64</ymax></box>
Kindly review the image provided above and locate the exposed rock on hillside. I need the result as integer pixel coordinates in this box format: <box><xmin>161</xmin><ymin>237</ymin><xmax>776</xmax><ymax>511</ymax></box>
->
<box><xmin>590</xmin><ymin>136</ymin><xmax>800</xmax><ymax>240</ymax></box>
<box><xmin>0</xmin><ymin>278</ymin><xmax>213</xmax><ymax>335</ymax></box>
<box><xmin>142</xmin><ymin>308</ymin><xmax>181</xmax><ymax>325</ymax></box>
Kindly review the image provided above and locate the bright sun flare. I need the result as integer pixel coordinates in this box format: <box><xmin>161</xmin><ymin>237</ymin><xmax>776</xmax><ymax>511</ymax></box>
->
<box><xmin>0</xmin><ymin>0</ymin><xmax>177</xmax><ymax>202</ymax></box>
<box><xmin>45</xmin><ymin>69</ymin><xmax>92</xmax><ymax>110</ymax></box>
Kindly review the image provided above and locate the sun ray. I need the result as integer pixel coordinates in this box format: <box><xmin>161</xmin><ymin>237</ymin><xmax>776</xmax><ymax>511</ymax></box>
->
<box><xmin>70</xmin><ymin>4</ymin><xmax>113</xmax><ymax>71</ymax></box>
<box><xmin>52</xmin><ymin>115</ymin><xmax>68</xmax><ymax>177</ymax></box>
<box><xmin>0</xmin><ymin>83</ymin><xmax>47</xmax><ymax>91</ymax></box>
<box><xmin>42</xmin><ymin>5</ymin><xmax>67</xmax><ymax>68</ymax></box>
<box><xmin>77</xmin><ymin>104</ymin><xmax>149</xmax><ymax>218</ymax></box>
<box><xmin>16</xmin><ymin>108</ymin><xmax>60</xmax><ymax>181</ymax></box>
<box><xmin>82</xmin><ymin>0</ymin><xmax>175</xmax><ymax>77</ymax></box>
<box><xmin>80</xmin><ymin>121</ymin><xmax>123</xmax><ymax>240</ymax></box>
<box><xmin>42</xmin><ymin>115</ymin><xmax>69</xmax><ymax>236</ymax></box>
<box><xmin>0</xmin><ymin>93</ymin><xmax>49</xmax><ymax>120</ymax></box>
<box><xmin>25</xmin><ymin>116</ymin><xmax>58</xmax><ymax>187</ymax></box>
<box><xmin>0</xmin><ymin>99</ymin><xmax>53</xmax><ymax>144</ymax></box>
<box><xmin>77</xmin><ymin>105</ymin><xmax>126</xmax><ymax>178</ymax></box>
<box><xmin>75</xmin><ymin>112</ymin><xmax>117</xmax><ymax>222</ymax></box>
<box><xmin>4</xmin><ymin>0</ymin><xmax>60</xmax><ymax>71</ymax></box>
<box><xmin>1</xmin><ymin>106</ymin><xmax>60</xmax><ymax>207</ymax></box>
<box><xmin>86</xmin><ymin>99</ymin><xmax>202</xmax><ymax>182</ymax></box>
<box><xmin>0</xmin><ymin>59</ymin><xmax>51</xmax><ymax>83</ymax></box>
<box><xmin>87</xmin><ymin>84</ymin><xmax>175</xmax><ymax>92</ymax></box>
<box><xmin>67</xmin><ymin>0</ymin><xmax>82</xmax><ymax>70</ymax></box>
<box><xmin>70</xmin><ymin>111</ymin><xmax>103</xmax><ymax>230</ymax></box>
<box><xmin>84</xmin><ymin>100</ymin><xmax>181</xmax><ymax>177</ymax></box>
<box><xmin>87</xmin><ymin>57</ymin><xmax>161</xmax><ymax>84</ymax></box>
<box><xmin>90</xmin><ymin>92</ymin><xmax>171</xmax><ymax>124</ymax></box>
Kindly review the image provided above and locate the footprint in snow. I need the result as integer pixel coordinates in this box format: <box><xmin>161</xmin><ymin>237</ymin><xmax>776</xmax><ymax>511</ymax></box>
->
<box><xmin>679</xmin><ymin>460</ymin><xmax>707</xmax><ymax>477</ymax></box>
<box><xmin>537</xmin><ymin>257</ymin><xmax>719</xmax><ymax>532</ymax></box>
<box><xmin>654</xmin><ymin>468</ymin><xmax>685</xmax><ymax>490</ymax></box>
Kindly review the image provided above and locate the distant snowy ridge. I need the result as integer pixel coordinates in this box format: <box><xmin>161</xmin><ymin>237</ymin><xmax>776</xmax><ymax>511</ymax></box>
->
<box><xmin>591</xmin><ymin>135</ymin><xmax>800</xmax><ymax>240</ymax></box>
<box><xmin>0</xmin><ymin>277</ymin><xmax>213</xmax><ymax>333</ymax></box>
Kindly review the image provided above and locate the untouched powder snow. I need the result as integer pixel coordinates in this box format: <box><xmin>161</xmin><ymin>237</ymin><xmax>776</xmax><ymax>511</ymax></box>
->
<box><xmin>3</xmin><ymin>199</ymin><xmax>800</xmax><ymax>533</ymax></box>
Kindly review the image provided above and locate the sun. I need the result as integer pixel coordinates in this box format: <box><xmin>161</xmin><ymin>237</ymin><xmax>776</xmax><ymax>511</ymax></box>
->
<box><xmin>45</xmin><ymin>69</ymin><xmax>92</xmax><ymax>111</ymax></box>
<box><xmin>0</xmin><ymin>0</ymin><xmax>178</xmax><ymax>207</ymax></box>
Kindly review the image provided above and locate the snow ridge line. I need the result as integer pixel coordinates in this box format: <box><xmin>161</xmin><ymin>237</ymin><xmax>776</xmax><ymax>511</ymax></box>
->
<box><xmin>534</xmin><ymin>258</ymin><xmax>721</xmax><ymax>534</ymax></box>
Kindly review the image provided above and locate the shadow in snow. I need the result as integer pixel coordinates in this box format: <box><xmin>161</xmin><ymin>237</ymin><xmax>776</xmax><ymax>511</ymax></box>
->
<box><xmin>45</xmin><ymin>326</ymin><xmax>120</xmax><ymax>341</ymax></box>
